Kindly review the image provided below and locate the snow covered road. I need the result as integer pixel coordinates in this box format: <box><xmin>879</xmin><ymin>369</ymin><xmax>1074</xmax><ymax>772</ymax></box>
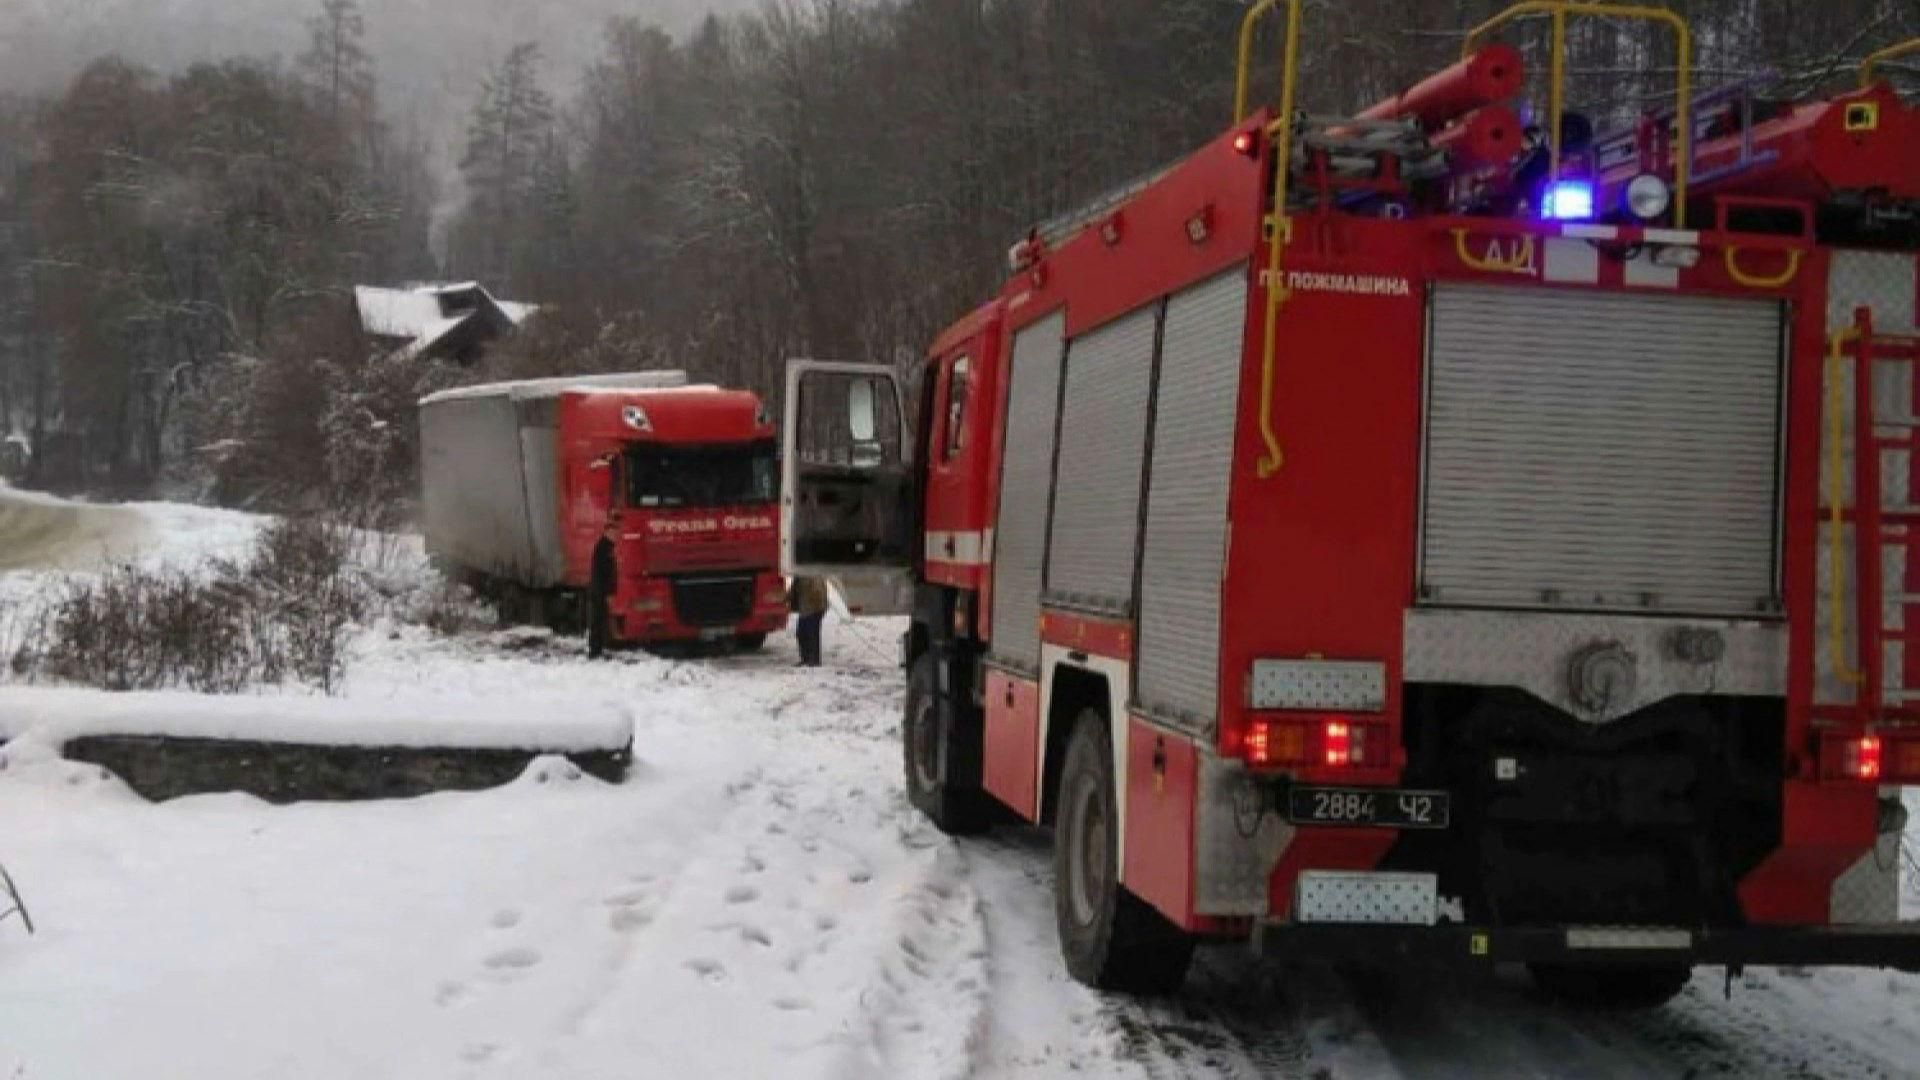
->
<box><xmin>4</xmin><ymin>500</ymin><xmax>1920</xmax><ymax>1078</ymax></box>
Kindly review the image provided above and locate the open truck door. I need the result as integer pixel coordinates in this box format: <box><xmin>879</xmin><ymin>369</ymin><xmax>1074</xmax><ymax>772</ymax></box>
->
<box><xmin>781</xmin><ymin>361</ymin><xmax>914</xmax><ymax>616</ymax></box>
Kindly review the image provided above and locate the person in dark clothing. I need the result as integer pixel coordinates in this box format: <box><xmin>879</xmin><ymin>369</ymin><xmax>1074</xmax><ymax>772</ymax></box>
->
<box><xmin>789</xmin><ymin>576</ymin><xmax>829</xmax><ymax>667</ymax></box>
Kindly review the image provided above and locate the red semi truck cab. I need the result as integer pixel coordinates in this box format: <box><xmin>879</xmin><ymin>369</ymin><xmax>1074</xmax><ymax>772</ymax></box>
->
<box><xmin>420</xmin><ymin>373</ymin><xmax>787</xmax><ymax>653</ymax></box>
<box><xmin>782</xmin><ymin>4</ymin><xmax>1920</xmax><ymax>1005</ymax></box>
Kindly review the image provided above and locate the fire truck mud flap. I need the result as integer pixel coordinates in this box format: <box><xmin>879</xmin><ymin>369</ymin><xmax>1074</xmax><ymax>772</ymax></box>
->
<box><xmin>1251</xmin><ymin>921</ymin><xmax>1920</xmax><ymax>972</ymax></box>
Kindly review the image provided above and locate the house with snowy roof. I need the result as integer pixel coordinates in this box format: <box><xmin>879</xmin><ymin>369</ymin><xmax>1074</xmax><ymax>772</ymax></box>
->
<box><xmin>352</xmin><ymin>282</ymin><xmax>538</xmax><ymax>365</ymax></box>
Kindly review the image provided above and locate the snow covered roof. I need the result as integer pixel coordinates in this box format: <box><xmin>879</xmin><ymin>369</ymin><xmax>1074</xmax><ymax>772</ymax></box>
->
<box><xmin>353</xmin><ymin>282</ymin><xmax>540</xmax><ymax>362</ymax></box>
<box><xmin>418</xmin><ymin>370</ymin><xmax>692</xmax><ymax>407</ymax></box>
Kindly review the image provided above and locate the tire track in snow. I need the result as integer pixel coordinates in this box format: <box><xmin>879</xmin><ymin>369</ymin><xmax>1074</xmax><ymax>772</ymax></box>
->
<box><xmin>832</xmin><ymin>842</ymin><xmax>993</xmax><ymax>1080</ymax></box>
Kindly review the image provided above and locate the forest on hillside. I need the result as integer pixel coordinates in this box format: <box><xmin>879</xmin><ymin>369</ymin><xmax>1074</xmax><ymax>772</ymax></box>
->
<box><xmin>0</xmin><ymin>0</ymin><xmax>1915</xmax><ymax>518</ymax></box>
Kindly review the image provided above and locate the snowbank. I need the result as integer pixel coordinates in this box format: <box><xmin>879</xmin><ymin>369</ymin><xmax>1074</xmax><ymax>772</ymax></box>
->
<box><xmin>0</xmin><ymin>483</ymin><xmax>151</xmax><ymax>571</ymax></box>
<box><xmin>0</xmin><ymin>685</ymin><xmax>632</xmax><ymax>753</ymax></box>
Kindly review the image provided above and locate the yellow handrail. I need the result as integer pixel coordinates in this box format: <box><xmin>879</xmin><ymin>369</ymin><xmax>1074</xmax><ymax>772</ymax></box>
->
<box><xmin>1724</xmin><ymin>246</ymin><xmax>1804</xmax><ymax>289</ymax></box>
<box><xmin>1464</xmin><ymin>2</ymin><xmax>1693</xmax><ymax>228</ymax></box>
<box><xmin>1827</xmin><ymin>326</ymin><xmax>1866</xmax><ymax>687</ymax></box>
<box><xmin>1451</xmin><ymin>229</ymin><xmax>1536</xmax><ymax>274</ymax></box>
<box><xmin>1861</xmin><ymin>38</ymin><xmax>1920</xmax><ymax>87</ymax></box>
<box><xmin>1234</xmin><ymin>0</ymin><xmax>1305</xmax><ymax>479</ymax></box>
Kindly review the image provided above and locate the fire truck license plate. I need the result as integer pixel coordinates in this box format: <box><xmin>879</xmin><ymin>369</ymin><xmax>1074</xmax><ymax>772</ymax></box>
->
<box><xmin>1287</xmin><ymin>786</ymin><xmax>1450</xmax><ymax>829</ymax></box>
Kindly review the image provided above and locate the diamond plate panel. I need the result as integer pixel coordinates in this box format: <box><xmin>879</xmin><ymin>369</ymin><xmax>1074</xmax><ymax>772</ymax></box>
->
<box><xmin>1828</xmin><ymin>250</ymin><xmax>1918</xmax><ymax>337</ymax></box>
<box><xmin>1295</xmin><ymin>871</ymin><xmax>1437</xmax><ymax>926</ymax></box>
<box><xmin>1819</xmin><ymin>252</ymin><xmax>1920</xmax><ymax>706</ymax></box>
<box><xmin>1249</xmin><ymin>659</ymin><xmax>1386</xmax><ymax>711</ymax></box>
<box><xmin>1403</xmin><ymin>609</ymin><xmax>1785</xmax><ymax>722</ymax></box>
<box><xmin>1829</xmin><ymin>820</ymin><xmax>1902</xmax><ymax>925</ymax></box>
<box><xmin>1193</xmin><ymin>751</ymin><xmax>1287</xmax><ymax>916</ymax></box>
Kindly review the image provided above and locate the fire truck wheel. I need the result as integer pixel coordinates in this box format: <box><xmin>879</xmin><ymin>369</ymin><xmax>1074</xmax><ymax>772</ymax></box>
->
<box><xmin>1054</xmin><ymin>711</ymin><xmax>1194</xmax><ymax>994</ymax></box>
<box><xmin>735</xmin><ymin>633</ymin><xmax>768</xmax><ymax>652</ymax></box>
<box><xmin>586</xmin><ymin>565</ymin><xmax>611</xmax><ymax>660</ymax></box>
<box><xmin>903</xmin><ymin>654</ymin><xmax>992</xmax><ymax>835</ymax></box>
<box><xmin>1528</xmin><ymin>962</ymin><xmax>1692</xmax><ymax>1009</ymax></box>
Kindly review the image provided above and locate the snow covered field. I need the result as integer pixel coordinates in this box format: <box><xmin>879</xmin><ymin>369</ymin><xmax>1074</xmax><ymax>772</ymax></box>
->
<box><xmin>3</xmin><ymin>495</ymin><xmax>1920</xmax><ymax>1079</ymax></box>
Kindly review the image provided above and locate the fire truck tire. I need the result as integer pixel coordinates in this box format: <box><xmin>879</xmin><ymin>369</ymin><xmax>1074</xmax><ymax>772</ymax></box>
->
<box><xmin>1054</xmin><ymin>711</ymin><xmax>1194</xmax><ymax>994</ymax></box>
<box><xmin>904</xmin><ymin>654</ymin><xmax>992</xmax><ymax>835</ymax></box>
<box><xmin>735</xmin><ymin>633</ymin><xmax>768</xmax><ymax>652</ymax></box>
<box><xmin>1527</xmin><ymin>962</ymin><xmax>1692</xmax><ymax>1009</ymax></box>
<box><xmin>586</xmin><ymin>563</ymin><xmax>612</xmax><ymax>660</ymax></box>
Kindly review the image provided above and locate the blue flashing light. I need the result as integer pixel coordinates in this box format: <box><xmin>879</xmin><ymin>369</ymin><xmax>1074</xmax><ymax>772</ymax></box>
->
<box><xmin>1541</xmin><ymin>180</ymin><xmax>1595</xmax><ymax>221</ymax></box>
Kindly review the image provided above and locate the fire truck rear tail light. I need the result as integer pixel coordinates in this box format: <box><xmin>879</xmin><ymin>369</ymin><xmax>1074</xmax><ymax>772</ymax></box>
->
<box><xmin>1325</xmin><ymin>720</ymin><xmax>1352</xmax><ymax>766</ymax></box>
<box><xmin>1232</xmin><ymin>130</ymin><xmax>1258</xmax><ymax>156</ymax></box>
<box><xmin>1241</xmin><ymin>716</ymin><xmax>1382</xmax><ymax>770</ymax></box>
<box><xmin>1823</xmin><ymin>733</ymin><xmax>1884</xmax><ymax>781</ymax></box>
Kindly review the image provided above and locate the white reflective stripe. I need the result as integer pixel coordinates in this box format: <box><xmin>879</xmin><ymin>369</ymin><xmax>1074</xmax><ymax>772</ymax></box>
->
<box><xmin>1623</xmin><ymin>251</ymin><xmax>1680</xmax><ymax>289</ymax></box>
<box><xmin>1560</xmin><ymin>224</ymin><xmax>1618</xmax><ymax>240</ymax></box>
<box><xmin>1565</xmin><ymin>927</ymin><xmax>1693</xmax><ymax>950</ymax></box>
<box><xmin>1038</xmin><ymin>645</ymin><xmax>1132</xmax><ymax>859</ymax></box>
<box><xmin>1542</xmin><ymin>236</ymin><xmax>1600</xmax><ymax>283</ymax></box>
<box><xmin>925</xmin><ymin>530</ymin><xmax>988</xmax><ymax>565</ymax></box>
<box><xmin>1641</xmin><ymin>228</ymin><xmax>1699</xmax><ymax>245</ymax></box>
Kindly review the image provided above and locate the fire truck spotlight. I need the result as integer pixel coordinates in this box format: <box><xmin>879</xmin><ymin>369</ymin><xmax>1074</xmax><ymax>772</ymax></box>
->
<box><xmin>1541</xmin><ymin>180</ymin><xmax>1595</xmax><ymax>221</ymax></box>
<box><xmin>1231</xmin><ymin>130</ymin><xmax>1258</xmax><ymax>157</ymax></box>
<box><xmin>1624</xmin><ymin>173</ymin><xmax>1671</xmax><ymax>221</ymax></box>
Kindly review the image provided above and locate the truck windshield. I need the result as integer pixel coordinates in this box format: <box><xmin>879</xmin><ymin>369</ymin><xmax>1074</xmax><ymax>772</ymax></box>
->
<box><xmin>625</xmin><ymin>440</ymin><xmax>777</xmax><ymax>508</ymax></box>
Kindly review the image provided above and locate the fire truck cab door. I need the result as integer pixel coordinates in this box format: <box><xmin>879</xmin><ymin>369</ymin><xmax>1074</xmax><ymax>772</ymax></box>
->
<box><xmin>781</xmin><ymin>360</ymin><xmax>914</xmax><ymax>616</ymax></box>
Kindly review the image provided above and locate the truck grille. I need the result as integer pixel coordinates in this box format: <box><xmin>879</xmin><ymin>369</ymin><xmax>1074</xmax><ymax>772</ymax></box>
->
<box><xmin>670</xmin><ymin>575</ymin><xmax>755</xmax><ymax>628</ymax></box>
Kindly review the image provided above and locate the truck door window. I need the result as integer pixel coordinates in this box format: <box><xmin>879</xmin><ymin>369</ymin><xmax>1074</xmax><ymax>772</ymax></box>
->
<box><xmin>626</xmin><ymin>440</ymin><xmax>777</xmax><ymax>507</ymax></box>
<box><xmin>942</xmin><ymin>355</ymin><xmax>971</xmax><ymax>462</ymax></box>
<box><xmin>798</xmin><ymin>375</ymin><xmax>903</xmax><ymax>469</ymax></box>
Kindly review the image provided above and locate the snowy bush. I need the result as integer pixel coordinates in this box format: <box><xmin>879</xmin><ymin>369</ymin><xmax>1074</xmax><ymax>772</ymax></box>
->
<box><xmin>13</xmin><ymin>516</ymin><xmax>366</xmax><ymax>694</ymax></box>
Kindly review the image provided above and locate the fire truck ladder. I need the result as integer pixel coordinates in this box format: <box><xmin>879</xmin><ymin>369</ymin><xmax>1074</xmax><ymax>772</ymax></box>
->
<box><xmin>1824</xmin><ymin>308</ymin><xmax>1920</xmax><ymax>722</ymax></box>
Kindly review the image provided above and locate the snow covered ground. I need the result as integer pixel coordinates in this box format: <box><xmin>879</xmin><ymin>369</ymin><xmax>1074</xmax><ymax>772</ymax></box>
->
<box><xmin>3</xmin><ymin>496</ymin><xmax>1920</xmax><ymax>1079</ymax></box>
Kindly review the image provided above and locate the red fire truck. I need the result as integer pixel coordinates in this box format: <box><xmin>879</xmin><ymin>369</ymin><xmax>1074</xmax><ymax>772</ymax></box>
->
<box><xmin>782</xmin><ymin>2</ymin><xmax>1920</xmax><ymax>1006</ymax></box>
<box><xmin>421</xmin><ymin>372</ymin><xmax>787</xmax><ymax>654</ymax></box>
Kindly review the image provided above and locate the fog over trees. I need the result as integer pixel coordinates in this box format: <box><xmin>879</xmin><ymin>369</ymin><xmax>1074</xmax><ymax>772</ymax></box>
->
<box><xmin>0</xmin><ymin>0</ymin><xmax>1914</xmax><ymax>516</ymax></box>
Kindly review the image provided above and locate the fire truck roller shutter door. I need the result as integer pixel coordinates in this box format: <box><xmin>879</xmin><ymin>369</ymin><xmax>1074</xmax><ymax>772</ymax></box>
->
<box><xmin>1421</xmin><ymin>284</ymin><xmax>1785</xmax><ymax>618</ymax></box>
<box><xmin>989</xmin><ymin>311</ymin><xmax>1067</xmax><ymax>671</ymax></box>
<box><xmin>1136</xmin><ymin>270</ymin><xmax>1250</xmax><ymax>732</ymax></box>
<box><xmin>1047</xmin><ymin>305</ymin><xmax>1158</xmax><ymax>613</ymax></box>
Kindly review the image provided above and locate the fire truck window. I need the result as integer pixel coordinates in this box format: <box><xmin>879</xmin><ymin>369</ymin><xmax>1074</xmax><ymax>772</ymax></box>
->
<box><xmin>942</xmin><ymin>355</ymin><xmax>971</xmax><ymax>462</ymax></box>
<box><xmin>797</xmin><ymin>375</ymin><xmax>902</xmax><ymax>468</ymax></box>
<box><xmin>625</xmin><ymin>440</ymin><xmax>777</xmax><ymax>508</ymax></box>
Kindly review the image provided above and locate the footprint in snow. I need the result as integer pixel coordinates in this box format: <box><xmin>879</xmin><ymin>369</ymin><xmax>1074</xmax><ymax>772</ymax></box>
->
<box><xmin>739</xmin><ymin>924</ymin><xmax>772</xmax><ymax>947</ymax></box>
<box><xmin>459</xmin><ymin>1043</ymin><xmax>500</xmax><ymax>1064</ymax></box>
<box><xmin>490</xmin><ymin>908</ymin><xmax>522</xmax><ymax>930</ymax></box>
<box><xmin>773</xmin><ymin>996</ymin><xmax>811</xmax><ymax>1012</ymax></box>
<box><xmin>483</xmin><ymin>946</ymin><xmax>542</xmax><ymax>971</ymax></box>
<box><xmin>684</xmin><ymin>957</ymin><xmax>727</xmax><ymax>983</ymax></box>
<box><xmin>434</xmin><ymin>980</ymin><xmax>468</xmax><ymax>1007</ymax></box>
<box><xmin>724</xmin><ymin>884</ymin><xmax>759</xmax><ymax>905</ymax></box>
